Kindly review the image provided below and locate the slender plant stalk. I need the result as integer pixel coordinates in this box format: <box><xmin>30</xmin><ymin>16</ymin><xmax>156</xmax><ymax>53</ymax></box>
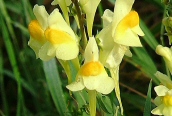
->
<box><xmin>0</xmin><ymin>50</ymin><xmax>9</xmax><ymax>115</ymax></box>
<box><xmin>160</xmin><ymin>5</ymin><xmax>171</xmax><ymax>77</ymax></box>
<box><xmin>58</xmin><ymin>57</ymin><xmax>80</xmax><ymax>84</ymax></box>
<box><xmin>58</xmin><ymin>60</ymin><xmax>73</xmax><ymax>84</ymax></box>
<box><xmin>88</xmin><ymin>90</ymin><xmax>96</xmax><ymax>116</ymax></box>
<box><xmin>0</xmin><ymin>12</ymin><xmax>24</xmax><ymax>116</ymax></box>
<box><xmin>71</xmin><ymin>0</ymin><xmax>87</xmax><ymax>50</ymax></box>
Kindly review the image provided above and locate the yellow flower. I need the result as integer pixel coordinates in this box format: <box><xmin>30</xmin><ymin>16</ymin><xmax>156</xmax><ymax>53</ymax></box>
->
<box><xmin>97</xmin><ymin>0</ymin><xmax>144</xmax><ymax>69</ymax></box>
<box><xmin>52</xmin><ymin>0</ymin><xmax>71</xmax><ymax>6</ymax></box>
<box><xmin>156</xmin><ymin>45</ymin><xmax>172</xmax><ymax>75</ymax></box>
<box><xmin>155</xmin><ymin>71</ymin><xmax>172</xmax><ymax>89</ymax></box>
<box><xmin>151</xmin><ymin>85</ymin><xmax>172</xmax><ymax>116</ymax></box>
<box><xmin>51</xmin><ymin>0</ymin><xmax>71</xmax><ymax>24</ymax></box>
<box><xmin>28</xmin><ymin>4</ymin><xmax>79</xmax><ymax>61</ymax></box>
<box><xmin>66</xmin><ymin>37</ymin><xmax>115</xmax><ymax>94</ymax></box>
<box><xmin>79</xmin><ymin>0</ymin><xmax>101</xmax><ymax>36</ymax></box>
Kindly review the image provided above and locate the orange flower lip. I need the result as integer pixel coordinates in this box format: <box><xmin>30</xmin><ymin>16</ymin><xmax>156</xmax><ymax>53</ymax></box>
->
<box><xmin>28</xmin><ymin>20</ymin><xmax>45</xmax><ymax>42</ymax></box>
<box><xmin>45</xmin><ymin>28</ymin><xmax>74</xmax><ymax>45</ymax></box>
<box><xmin>163</xmin><ymin>95</ymin><xmax>172</xmax><ymax>106</ymax></box>
<box><xmin>117</xmin><ymin>11</ymin><xmax>139</xmax><ymax>32</ymax></box>
<box><xmin>124</xmin><ymin>11</ymin><xmax>139</xmax><ymax>28</ymax></box>
<box><xmin>80</xmin><ymin>61</ymin><xmax>104</xmax><ymax>76</ymax></box>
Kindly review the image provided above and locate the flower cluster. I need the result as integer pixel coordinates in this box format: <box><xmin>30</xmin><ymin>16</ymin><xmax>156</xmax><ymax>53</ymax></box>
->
<box><xmin>28</xmin><ymin>0</ymin><xmax>144</xmax><ymax>115</ymax></box>
<box><xmin>150</xmin><ymin>4</ymin><xmax>172</xmax><ymax>115</ymax></box>
<box><xmin>151</xmin><ymin>45</ymin><xmax>172</xmax><ymax>116</ymax></box>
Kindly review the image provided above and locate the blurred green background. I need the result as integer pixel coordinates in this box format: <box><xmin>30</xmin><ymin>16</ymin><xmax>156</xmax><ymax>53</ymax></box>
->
<box><xmin>0</xmin><ymin>0</ymin><xmax>167</xmax><ymax>115</ymax></box>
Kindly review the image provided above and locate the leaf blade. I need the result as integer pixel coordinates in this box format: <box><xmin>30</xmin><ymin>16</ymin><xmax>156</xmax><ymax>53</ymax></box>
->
<box><xmin>43</xmin><ymin>59</ymin><xmax>68</xmax><ymax>116</ymax></box>
<box><xmin>143</xmin><ymin>80</ymin><xmax>152</xmax><ymax>116</ymax></box>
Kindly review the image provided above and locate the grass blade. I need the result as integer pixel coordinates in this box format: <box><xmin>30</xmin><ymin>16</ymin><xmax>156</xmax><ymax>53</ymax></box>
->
<box><xmin>140</xmin><ymin>20</ymin><xmax>159</xmax><ymax>50</ymax></box>
<box><xmin>0</xmin><ymin>9</ymin><xmax>24</xmax><ymax>116</ymax></box>
<box><xmin>0</xmin><ymin>49</ymin><xmax>9</xmax><ymax>116</ymax></box>
<box><xmin>143</xmin><ymin>80</ymin><xmax>152</xmax><ymax>116</ymax></box>
<box><xmin>43</xmin><ymin>59</ymin><xmax>68</xmax><ymax>116</ymax></box>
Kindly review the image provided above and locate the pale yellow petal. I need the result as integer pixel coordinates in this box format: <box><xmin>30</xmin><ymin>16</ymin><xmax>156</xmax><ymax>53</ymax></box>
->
<box><xmin>44</xmin><ymin>28</ymin><xmax>79</xmax><ymax>60</ymax></box>
<box><xmin>151</xmin><ymin>104</ymin><xmax>164</xmax><ymax>115</ymax></box>
<box><xmin>114</xmin><ymin>28</ymin><xmax>142</xmax><ymax>46</ymax></box>
<box><xmin>154</xmin><ymin>96</ymin><xmax>162</xmax><ymax>106</ymax></box>
<box><xmin>48</xmin><ymin>9</ymin><xmax>76</xmax><ymax>40</ymax></box>
<box><xmin>51</xmin><ymin>0</ymin><xmax>72</xmax><ymax>8</ymax></box>
<box><xmin>102</xmin><ymin>9</ymin><xmax>114</xmax><ymax>27</ymax></box>
<box><xmin>154</xmin><ymin>85</ymin><xmax>169</xmax><ymax>96</ymax></box>
<box><xmin>28</xmin><ymin>37</ymin><xmax>43</xmax><ymax>58</ymax></box>
<box><xmin>39</xmin><ymin>42</ymin><xmax>56</xmax><ymax>61</ymax></box>
<box><xmin>55</xmin><ymin>41</ymin><xmax>79</xmax><ymax>60</ymax></box>
<box><xmin>97</xmin><ymin>25</ymin><xmax>115</xmax><ymax>66</ymax></box>
<box><xmin>33</xmin><ymin>4</ymin><xmax>49</xmax><ymax>30</ymax></box>
<box><xmin>132</xmin><ymin>25</ymin><xmax>144</xmax><ymax>36</ymax></box>
<box><xmin>80</xmin><ymin>61</ymin><xmax>109</xmax><ymax>92</ymax></box>
<box><xmin>97</xmin><ymin>25</ymin><xmax>114</xmax><ymax>49</ymax></box>
<box><xmin>84</xmin><ymin>37</ymin><xmax>99</xmax><ymax>63</ymax></box>
<box><xmin>80</xmin><ymin>0</ymin><xmax>101</xmax><ymax>36</ymax></box>
<box><xmin>82</xmin><ymin>76</ymin><xmax>98</xmax><ymax>90</ymax></box>
<box><xmin>51</xmin><ymin>0</ymin><xmax>70</xmax><ymax>24</ymax></box>
<box><xmin>65</xmin><ymin>0</ymin><xmax>72</xmax><ymax>6</ymax></box>
<box><xmin>167</xmin><ymin>89</ymin><xmax>172</xmax><ymax>96</ymax></box>
<box><xmin>82</xmin><ymin>72</ymin><xmax>112</xmax><ymax>94</ymax></box>
<box><xmin>114</xmin><ymin>11</ymin><xmax>142</xmax><ymax>46</ymax></box>
<box><xmin>102</xmin><ymin>9</ymin><xmax>113</xmax><ymax>27</ymax></box>
<box><xmin>66</xmin><ymin>79</ymin><xmax>85</xmax><ymax>91</ymax></box>
<box><xmin>45</xmin><ymin>28</ymin><xmax>75</xmax><ymax>44</ymax></box>
<box><xmin>156</xmin><ymin>45</ymin><xmax>172</xmax><ymax>61</ymax></box>
<box><xmin>124</xmin><ymin>47</ymin><xmax>132</xmax><ymax>57</ymax></box>
<box><xmin>112</xmin><ymin>0</ymin><xmax>134</xmax><ymax>35</ymax></box>
<box><xmin>51</xmin><ymin>0</ymin><xmax>58</xmax><ymax>5</ymax></box>
<box><xmin>155</xmin><ymin>71</ymin><xmax>172</xmax><ymax>89</ymax></box>
<box><xmin>95</xmin><ymin>76</ymin><xmax>115</xmax><ymax>94</ymax></box>
<box><xmin>156</xmin><ymin>45</ymin><xmax>172</xmax><ymax>75</ymax></box>
<box><xmin>79</xmin><ymin>0</ymin><xmax>88</xmax><ymax>5</ymax></box>
<box><xmin>104</xmin><ymin>44</ymin><xmax>127</xmax><ymax>68</ymax></box>
<box><xmin>163</xmin><ymin>107</ymin><xmax>172</xmax><ymax>116</ymax></box>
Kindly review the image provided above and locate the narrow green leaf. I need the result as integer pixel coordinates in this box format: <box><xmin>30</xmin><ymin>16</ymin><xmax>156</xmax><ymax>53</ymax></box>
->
<box><xmin>143</xmin><ymin>80</ymin><xmax>152</xmax><ymax>116</ymax></box>
<box><xmin>132</xmin><ymin>47</ymin><xmax>156</xmax><ymax>69</ymax></box>
<box><xmin>43</xmin><ymin>59</ymin><xmax>68</xmax><ymax>116</ymax></box>
<box><xmin>121</xmin><ymin>93</ymin><xmax>145</xmax><ymax>110</ymax></box>
<box><xmin>0</xmin><ymin>7</ymin><xmax>24</xmax><ymax>116</ymax></box>
<box><xmin>0</xmin><ymin>49</ymin><xmax>9</xmax><ymax>116</ymax></box>
<box><xmin>97</xmin><ymin>94</ymin><xmax>112</xmax><ymax>114</ymax></box>
<box><xmin>3</xmin><ymin>70</ymin><xmax>37</xmax><ymax>97</ymax></box>
<box><xmin>126</xmin><ymin>55</ymin><xmax>159</xmax><ymax>84</ymax></box>
<box><xmin>140</xmin><ymin>20</ymin><xmax>159</xmax><ymax>50</ymax></box>
<box><xmin>108</xmin><ymin>0</ymin><xmax>116</xmax><ymax>5</ymax></box>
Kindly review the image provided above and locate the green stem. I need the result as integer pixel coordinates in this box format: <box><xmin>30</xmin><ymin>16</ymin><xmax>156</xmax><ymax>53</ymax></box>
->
<box><xmin>0</xmin><ymin>12</ymin><xmax>24</xmax><ymax>116</ymax></box>
<box><xmin>58</xmin><ymin>60</ymin><xmax>73</xmax><ymax>84</ymax></box>
<box><xmin>0</xmin><ymin>50</ymin><xmax>9</xmax><ymax>115</ymax></box>
<box><xmin>160</xmin><ymin>5</ymin><xmax>167</xmax><ymax>46</ymax></box>
<box><xmin>160</xmin><ymin>5</ymin><xmax>171</xmax><ymax>78</ymax></box>
<box><xmin>71</xmin><ymin>0</ymin><xmax>87</xmax><ymax>50</ymax></box>
<box><xmin>88</xmin><ymin>90</ymin><xmax>96</xmax><ymax>116</ymax></box>
<box><xmin>98</xmin><ymin>2</ymin><xmax>103</xmax><ymax>27</ymax></box>
<box><xmin>58</xmin><ymin>57</ymin><xmax>80</xmax><ymax>84</ymax></box>
<box><xmin>71</xmin><ymin>57</ymin><xmax>80</xmax><ymax>72</ymax></box>
<box><xmin>58</xmin><ymin>0</ymin><xmax>70</xmax><ymax>25</ymax></box>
